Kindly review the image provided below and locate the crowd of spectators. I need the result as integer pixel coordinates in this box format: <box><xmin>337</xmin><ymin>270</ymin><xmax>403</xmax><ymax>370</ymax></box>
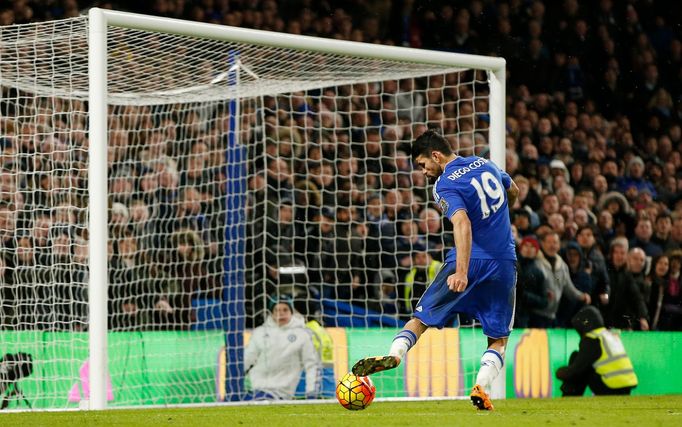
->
<box><xmin>0</xmin><ymin>0</ymin><xmax>680</xmax><ymax>332</ymax></box>
<box><xmin>0</xmin><ymin>93</ymin><xmax>229</xmax><ymax>330</ymax></box>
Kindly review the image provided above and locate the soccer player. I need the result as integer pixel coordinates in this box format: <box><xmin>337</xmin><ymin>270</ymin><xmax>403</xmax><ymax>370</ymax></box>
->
<box><xmin>352</xmin><ymin>130</ymin><xmax>519</xmax><ymax>411</ymax></box>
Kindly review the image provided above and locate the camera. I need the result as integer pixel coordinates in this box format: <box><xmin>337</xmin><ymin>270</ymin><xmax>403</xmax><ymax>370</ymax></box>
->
<box><xmin>0</xmin><ymin>352</ymin><xmax>33</xmax><ymax>409</ymax></box>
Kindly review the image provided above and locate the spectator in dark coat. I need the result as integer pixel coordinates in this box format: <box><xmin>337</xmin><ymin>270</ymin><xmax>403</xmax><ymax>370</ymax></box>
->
<box><xmin>628</xmin><ymin>247</ymin><xmax>650</xmax><ymax>312</ymax></box>
<box><xmin>605</xmin><ymin>238</ymin><xmax>649</xmax><ymax>330</ymax></box>
<box><xmin>647</xmin><ymin>254</ymin><xmax>670</xmax><ymax>330</ymax></box>
<box><xmin>629</xmin><ymin>217</ymin><xmax>663</xmax><ymax>257</ymax></box>
<box><xmin>515</xmin><ymin>236</ymin><xmax>549</xmax><ymax>328</ymax></box>
<box><xmin>167</xmin><ymin>228</ymin><xmax>220</xmax><ymax>329</ymax></box>
<box><xmin>651</xmin><ymin>213</ymin><xmax>676</xmax><ymax>252</ymax></box>
<box><xmin>575</xmin><ymin>225</ymin><xmax>610</xmax><ymax>308</ymax></box>
<box><xmin>313</xmin><ymin>210</ymin><xmax>360</xmax><ymax>302</ymax></box>
<box><xmin>557</xmin><ymin>241</ymin><xmax>593</xmax><ymax>327</ymax></box>
<box><xmin>657</xmin><ymin>251</ymin><xmax>682</xmax><ymax>331</ymax></box>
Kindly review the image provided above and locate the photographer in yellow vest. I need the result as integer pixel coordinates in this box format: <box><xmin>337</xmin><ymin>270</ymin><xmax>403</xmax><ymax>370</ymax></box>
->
<box><xmin>556</xmin><ymin>305</ymin><xmax>638</xmax><ymax>396</ymax></box>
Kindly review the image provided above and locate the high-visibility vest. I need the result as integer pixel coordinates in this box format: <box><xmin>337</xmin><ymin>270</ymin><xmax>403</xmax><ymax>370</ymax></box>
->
<box><xmin>585</xmin><ymin>327</ymin><xmax>638</xmax><ymax>389</ymax></box>
<box><xmin>306</xmin><ymin>320</ymin><xmax>334</xmax><ymax>365</ymax></box>
<box><xmin>403</xmin><ymin>260</ymin><xmax>443</xmax><ymax>308</ymax></box>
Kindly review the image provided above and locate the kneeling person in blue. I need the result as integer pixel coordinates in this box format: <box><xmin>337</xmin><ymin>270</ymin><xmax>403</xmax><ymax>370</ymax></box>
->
<box><xmin>244</xmin><ymin>297</ymin><xmax>321</xmax><ymax>400</ymax></box>
<box><xmin>556</xmin><ymin>305</ymin><xmax>638</xmax><ymax>396</ymax></box>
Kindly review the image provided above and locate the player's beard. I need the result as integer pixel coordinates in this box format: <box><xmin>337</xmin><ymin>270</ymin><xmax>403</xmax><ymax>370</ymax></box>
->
<box><xmin>426</xmin><ymin>165</ymin><xmax>443</xmax><ymax>184</ymax></box>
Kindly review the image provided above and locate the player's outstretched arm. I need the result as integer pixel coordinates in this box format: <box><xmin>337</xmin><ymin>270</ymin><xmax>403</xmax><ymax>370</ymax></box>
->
<box><xmin>506</xmin><ymin>179</ymin><xmax>519</xmax><ymax>209</ymax></box>
<box><xmin>448</xmin><ymin>209</ymin><xmax>472</xmax><ymax>293</ymax></box>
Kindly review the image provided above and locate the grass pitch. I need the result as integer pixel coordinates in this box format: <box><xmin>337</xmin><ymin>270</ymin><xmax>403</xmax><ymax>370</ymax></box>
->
<box><xmin>4</xmin><ymin>395</ymin><xmax>681</xmax><ymax>427</ymax></box>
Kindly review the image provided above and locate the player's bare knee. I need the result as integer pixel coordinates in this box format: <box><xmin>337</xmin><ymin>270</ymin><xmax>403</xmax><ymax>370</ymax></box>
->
<box><xmin>407</xmin><ymin>317</ymin><xmax>429</xmax><ymax>334</ymax></box>
<box><xmin>487</xmin><ymin>337</ymin><xmax>508</xmax><ymax>356</ymax></box>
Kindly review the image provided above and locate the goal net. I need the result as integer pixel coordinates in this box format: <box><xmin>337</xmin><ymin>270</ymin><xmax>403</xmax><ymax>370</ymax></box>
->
<box><xmin>0</xmin><ymin>10</ymin><xmax>505</xmax><ymax>409</ymax></box>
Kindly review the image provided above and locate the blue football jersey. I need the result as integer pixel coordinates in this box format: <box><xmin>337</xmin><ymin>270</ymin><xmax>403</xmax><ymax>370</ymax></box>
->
<box><xmin>433</xmin><ymin>156</ymin><xmax>516</xmax><ymax>263</ymax></box>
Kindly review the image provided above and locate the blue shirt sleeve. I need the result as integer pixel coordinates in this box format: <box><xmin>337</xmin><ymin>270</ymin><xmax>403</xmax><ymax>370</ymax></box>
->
<box><xmin>500</xmin><ymin>170</ymin><xmax>512</xmax><ymax>190</ymax></box>
<box><xmin>436</xmin><ymin>186</ymin><xmax>467</xmax><ymax>221</ymax></box>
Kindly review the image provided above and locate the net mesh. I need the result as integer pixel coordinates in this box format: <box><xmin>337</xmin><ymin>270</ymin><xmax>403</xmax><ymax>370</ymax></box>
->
<box><xmin>0</xmin><ymin>17</ymin><xmax>463</xmax><ymax>105</ymax></box>
<box><xmin>0</xmin><ymin>15</ymin><xmax>495</xmax><ymax>408</ymax></box>
<box><xmin>248</xmin><ymin>74</ymin><xmax>492</xmax><ymax>327</ymax></box>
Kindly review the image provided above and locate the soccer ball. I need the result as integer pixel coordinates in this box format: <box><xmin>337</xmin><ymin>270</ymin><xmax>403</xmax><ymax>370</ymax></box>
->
<box><xmin>335</xmin><ymin>372</ymin><xmax>376</xmax><ymax>410</ymax></box>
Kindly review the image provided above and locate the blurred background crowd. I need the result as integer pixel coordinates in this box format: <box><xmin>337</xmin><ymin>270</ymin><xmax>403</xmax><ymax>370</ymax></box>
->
<box><xmin>0</xmin><ymin>0</ymin><xmax>680</xmax><ymax>332</ymax></box>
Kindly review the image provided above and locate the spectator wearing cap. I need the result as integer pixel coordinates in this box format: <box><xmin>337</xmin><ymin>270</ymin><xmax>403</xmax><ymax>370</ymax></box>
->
<box><xmin>550</xmin><ymin>159</ymin><xmax>571</xmax><ymax>189</ymax></box>
<box><xmin>516</xmin><ymin>236</ymin><xmax>550</xmax><ymax>328</ymax></box>
<box><xmin>244</xmin><ymin>296</ymin><xmax>321</xmax><ymax>400</ymax></box>
<box><xmin>110</xmin><ymin>202</ymin><xmax>130</xmax><ymax>238</ymax></box>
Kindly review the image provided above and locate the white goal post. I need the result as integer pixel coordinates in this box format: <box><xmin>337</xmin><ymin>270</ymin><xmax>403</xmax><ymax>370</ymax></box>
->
<box><xmin>0</xmin><ymin>8</ymin><xmax>505</xmax><ymax>410</ymax></box>
<box><xmin>87</xmin><ymin>8</ymin><xmax>505</xmax><ymax>410</ymax></box>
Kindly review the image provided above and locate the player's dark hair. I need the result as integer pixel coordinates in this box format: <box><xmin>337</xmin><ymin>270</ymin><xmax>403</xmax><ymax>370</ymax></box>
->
<box><xmin>411</xmin><ymin>130</ymin><xmax>452</xmax><ymax>161</ymax></box>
